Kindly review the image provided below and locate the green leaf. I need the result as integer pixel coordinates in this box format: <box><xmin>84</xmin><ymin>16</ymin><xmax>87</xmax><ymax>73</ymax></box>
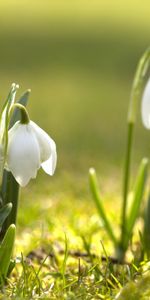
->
<box><xmin>0</xmin><ymin>203</ymin><xmax>12</xmax><ymax>228</ymax></box>
<box><xmin>124</xmin><ymin>158</ymin><xmax>148</xmax><ymax>250</ymax></box>
<box><xmin>0</xmin><ymin>224</ymin><xmax>16</xmax><ymax>280</ymax></box>
<box><xmin>89</xmin><ymin>168</ymin><xmax>117</xmax><ymax>246</ymax></box>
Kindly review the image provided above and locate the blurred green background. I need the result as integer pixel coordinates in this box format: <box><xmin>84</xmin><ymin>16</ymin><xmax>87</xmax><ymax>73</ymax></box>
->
<box><xmin>0</xmin><ymin>0</ymin><xmax>150</xmax><ymax>181</ymax></box>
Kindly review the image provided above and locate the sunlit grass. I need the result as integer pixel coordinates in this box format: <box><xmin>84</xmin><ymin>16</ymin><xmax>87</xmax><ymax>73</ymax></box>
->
<box><xmin>3</xmin><ymin>175</ymin><xmax>148</xmax><ymax>299</ymax></box>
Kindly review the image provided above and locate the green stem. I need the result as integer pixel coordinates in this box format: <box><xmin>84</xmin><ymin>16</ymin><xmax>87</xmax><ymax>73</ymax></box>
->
<box><xmin>121</xmin><ymin>122</ymin><xmax>134</xmax><ymax>248</ymax></box>
<box><xmin>0</xmin><ymin>170</ymin><xmax>19</xmax><ymax>241</ymax></box>
<box><xmin>9</xmin><ymin>103</ymin><xmax>30</xmax><ymax>124</ymax></box>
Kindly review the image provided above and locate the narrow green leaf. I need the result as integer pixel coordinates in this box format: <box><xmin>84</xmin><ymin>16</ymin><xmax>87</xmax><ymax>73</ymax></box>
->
<box><xmin>0</xmin><ymin>84</ymin><xmax>18</xmax><ymax>176</ymax></box>
<box><xmin>0</xmin><ymin>83</ymin><xmax>18</xmax><ymax>132</ymax></box>
<box><xmin>0</xmin><ymin>203</ymin><xmax>12</xmax><ymax>227</ymax></box>
<box><xmin>0</xmin><ymin>224</ymin><xmax>16</xmax><ymax>280</ymax></box>
<box><xmin>124</xmin><ymin>158</ymin><xmax>148</xmax><ymax>250</ymax></box>
<box><xmin>0</xmin><ymin>84</ymin><xmax>18</xmax><ymax>143</ymax></box>
<box><xmin>89</xmin><ymin>168</ymin><xmax>117</xmax><ymax>246</ymax></box>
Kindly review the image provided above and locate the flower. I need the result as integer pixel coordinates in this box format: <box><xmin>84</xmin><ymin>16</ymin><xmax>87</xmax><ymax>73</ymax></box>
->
<box><xmin>6</xmin><ymin>120</ymin><xmax>57</xmax><ymax>187</ymax></box>
<box><xmin>141</xmin><ymin>77</ymin><xmax>150</xmax><ymax>129</ymax></box>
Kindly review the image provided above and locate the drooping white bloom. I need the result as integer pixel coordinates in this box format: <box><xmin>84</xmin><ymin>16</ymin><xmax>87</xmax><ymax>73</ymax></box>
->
<box><xmin>141</xmin><ymin>78</ymin><xmax>150</xmax><ymax>129</ymax></box>
<box><xmin>6</xmin><ymin>121</ymin><xmax>57</xmax><ymax>187</ymax></box>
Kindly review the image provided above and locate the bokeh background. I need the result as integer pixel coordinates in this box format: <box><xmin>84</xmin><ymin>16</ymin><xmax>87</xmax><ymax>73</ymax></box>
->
<box><xmin>0</xmin><ymin>0</ymin><xmax>150</xmax><ymax>194</ymax></box>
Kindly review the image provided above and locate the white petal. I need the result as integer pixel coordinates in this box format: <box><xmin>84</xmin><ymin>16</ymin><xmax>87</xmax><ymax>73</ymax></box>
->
<box><xmin>7</xmin><ymin>122</ymin><xmax>40</xmax><ymax>187</ymax></box>
<box><xmin>30</xmin><ymin>121</ymin><xmax>57</xmax><ymax>174</ymax></box>
<box><xmin>41</xmin><ymin>141</ymin><xmax>57</xmax><ymax>175</ymax></box>
<box><xmin>141</xmin><ymin>78</ymin><xmax>150</xmax><ymax>129</ymax></box>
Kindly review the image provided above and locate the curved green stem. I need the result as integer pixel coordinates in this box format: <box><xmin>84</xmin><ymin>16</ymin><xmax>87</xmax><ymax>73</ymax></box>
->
<box><xmin>9</xmin><ymin>103</ymin><xmax>30</xmax><ymax>124</ymax></box>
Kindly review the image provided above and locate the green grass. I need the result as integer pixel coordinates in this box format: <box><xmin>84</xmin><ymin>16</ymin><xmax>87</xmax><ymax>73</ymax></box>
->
<box><xmin>0</xmin><ymin>0</ymin><xmax>150</xmax><ymax>298</ymax></box>
<box><xmin>0</xmin><ymin>176</ymin><xmax>148</xmax><ymax>299</ymax></box>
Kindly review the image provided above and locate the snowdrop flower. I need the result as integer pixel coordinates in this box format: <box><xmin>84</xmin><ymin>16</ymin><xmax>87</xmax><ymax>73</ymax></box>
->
<box><xmin>141</xmin><ymin>77</ymin><xmax>150</xmax><ymax>129</ymax></box>
<box><xmin>6</xmin><ymin>105</ymin><xmax>57</xmax><ymax>187</ymax></box>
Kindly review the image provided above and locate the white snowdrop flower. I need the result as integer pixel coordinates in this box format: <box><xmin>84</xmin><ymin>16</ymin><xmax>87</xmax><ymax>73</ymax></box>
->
<box><xmin>6</xmin><ymin>120</ymin><xmax>57</xmax><ymax>187</ymax></box>
<box><xmin>141</xmin><ymin>77</ymin><xmax>150</xmax><ymax>129</ymax></box>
